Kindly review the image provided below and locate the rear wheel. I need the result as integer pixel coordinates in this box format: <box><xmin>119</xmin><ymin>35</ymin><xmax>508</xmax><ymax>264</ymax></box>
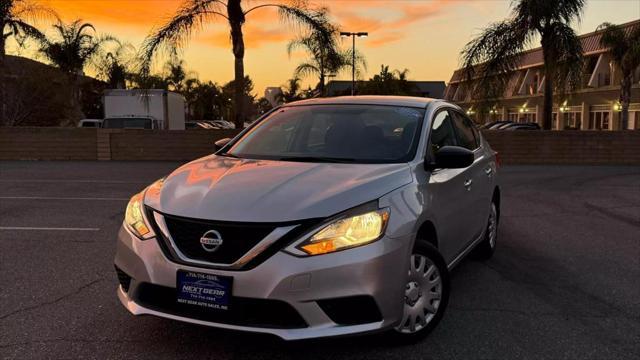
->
<box><xmin>391</xmin><ymin>242</ymin><xmax>450</xmax><ymax>343</ymax></box>
<box><xmin>472</xmin><ymin>201</ymin><xmax>498</xmax><ymax>259</ymax></box>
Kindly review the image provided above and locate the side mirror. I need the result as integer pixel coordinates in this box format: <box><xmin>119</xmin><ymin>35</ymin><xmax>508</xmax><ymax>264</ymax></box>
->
<box><xmin>426</xmin><ymin>146</ymin><xmax>474</xmax><ymax>170</ymax></box>
<box><xmin>214</xmin><ymin>138</ymin><xmax>231</xmax><ymax>151</ymax></box>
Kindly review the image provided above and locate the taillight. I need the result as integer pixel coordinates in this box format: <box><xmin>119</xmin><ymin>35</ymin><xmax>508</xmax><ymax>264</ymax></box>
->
<box><xmin>494</xmin><ymin>151</ymin><xmax>501</xmax><ymax>168</ymax></box>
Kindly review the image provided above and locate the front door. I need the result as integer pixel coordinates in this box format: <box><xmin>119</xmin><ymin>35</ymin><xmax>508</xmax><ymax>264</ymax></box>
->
<box><xmin>422</xmin><ymin>108</ymin><xmax>478</xmax><ymax>264</ymax></box>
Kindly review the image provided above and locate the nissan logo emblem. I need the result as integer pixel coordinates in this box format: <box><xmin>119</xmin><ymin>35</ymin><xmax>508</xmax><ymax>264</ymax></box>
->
<box><xmin>200</xmin><ymin>230</ymin><xmax>223</xmax><ymax>253</ymax></box>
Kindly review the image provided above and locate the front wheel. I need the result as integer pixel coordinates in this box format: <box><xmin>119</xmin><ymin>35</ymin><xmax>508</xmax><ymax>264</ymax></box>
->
<box><xmin>391</xmin><ymin>242</ymin><xmax>450</xmax><ymax>343</ymax></box>
<box><xmin>472</xmin><ymin>201</ymin><xmax>498</xmax><ymax>260</ymax></box>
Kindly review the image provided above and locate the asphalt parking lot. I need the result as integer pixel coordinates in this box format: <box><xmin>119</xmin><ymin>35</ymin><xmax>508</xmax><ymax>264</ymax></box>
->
<box><xmin>1</xmin><ymin>161</ymin><xmax>639</xmax><ymax>360</ymax></box>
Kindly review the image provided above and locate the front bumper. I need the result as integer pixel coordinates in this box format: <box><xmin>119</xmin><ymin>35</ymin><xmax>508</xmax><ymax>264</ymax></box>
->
<box><xmin>114</xmin><ymin>224</ymin><xmax>412</xmax><ymax>340</ymax></box>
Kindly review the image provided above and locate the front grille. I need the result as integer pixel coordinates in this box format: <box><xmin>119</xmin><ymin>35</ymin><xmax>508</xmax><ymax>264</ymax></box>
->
<box><xmin>115</xmin><ymin>265</ymin><xmax>132</xmax><ymax>292</ymax></box>
<box><xmin>133</xmin><ymin>282</ymin><xmax>308</xmax><ymax>329</ymax></box>
<box><xmin>147</xmin><ymin>207</ymin><xmax>323</xmax><ymax>270</ymax></box>
<box><xmin>162</xmin><ymin>213</ymin><xmax>276</xmax><ymax>265</ymax></box>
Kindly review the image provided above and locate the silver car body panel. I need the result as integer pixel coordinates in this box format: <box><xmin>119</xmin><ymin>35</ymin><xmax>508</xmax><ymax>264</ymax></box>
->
<box><xmin>144</xmin><ymin>157</ymin><xmax>413</xmax><ymax>222</ymax></box>
<box><xmin>115</xmin><ymin>96</ymin><xmax>499</xmax><ymax>339</ymax></box>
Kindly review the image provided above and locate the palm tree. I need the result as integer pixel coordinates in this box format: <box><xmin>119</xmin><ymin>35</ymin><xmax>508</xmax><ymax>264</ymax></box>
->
<box><xmin>163</xmin><ymin>58</ymin><xmax>197</xmax><ymax>92</ymax></box>
<box><xmin>141</xmin><ymin>0</ymin><xmax>333</xmax><ymax>129</ymax></box>
<box><xmin>96</xmin><ymin>41</ymin><xmax>136</xmax><ymax>89</ymax></box>
<box><xmin>287</xmin><ymin>21</ymin><xmax>365</xmax><ymax>96</ymax></box>
<box><xmin>358</xmin><ymin>65</ymin><xmax>416</xmax><ymax>96</ymax></box>
<box><xmin>1</xmin><ymin>0</ymin><xmax>53</xmax><ymax>123</ymax></box>
<box><xmin>39</xmin><ymin>19</ymin><xmax>117</xmax><ymax>119</ymax></box>
<box><xmin>597</xmin><ymin>22</ymin><xmax>640</xmax><ymax>130</ymax></box>
<box><xmin>461</xmin><ymin>0</ymin><xmax>585</xmax><ymax>129</ymax></box>
<box><xmin>278</xmin><ymin>77</ymin><xmax>304</xmax><ymax>103</ymax></box>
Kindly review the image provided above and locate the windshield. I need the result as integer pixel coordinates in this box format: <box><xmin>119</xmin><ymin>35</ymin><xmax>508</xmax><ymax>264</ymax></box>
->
<box><xmin>225</xmin><ymin>105</ymin><xmax>424</xmax><ymax>163</ymax></box>
<box><xmin>102</xmin><ymin>118</ymin><xmax>153</xmax><ymax>129</ymax></box>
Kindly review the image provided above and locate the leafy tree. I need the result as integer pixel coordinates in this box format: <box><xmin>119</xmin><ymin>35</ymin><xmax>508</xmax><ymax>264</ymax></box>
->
<box><xmin>222</xmin><ymin>75</ymin><xmax>255</xmax><ymax>121</ymax></box>
<box><xmin>597</xmin><ymin>22</ymin><xmax>640</xmax><ymax>129</ymax></box>
<box><xmin>1</xmin><ymin>0</ymin><xmax>53</xmax><ymax>124</ymax></box>
<box><xmin>278</xmin><ymin>77</ymin><xmax>304</xmax><ymax>103</ymax></box>
<box><xmin>141</xmin><ymin>0</ymin><xmax>334</xmax><ymax>129</ymax></box>
<box><xmin>358</xmin><ymin>65</ymin><xmax>416</xmax><ymax>96</ymax></box>
<box><xmin>164</xmin><ymin>58</ymin><xmax>197</xmax><ymax>92</ymax></box>
<box><xmin>95</xmin><ymin>41</ymin><xmax>136</xmax><ymax>89</ymax></box>
<box><xmin>287</xmin><ymin>17</ymin><xmax>364</xmax><ymax>96</ymax></box>
<box><xmin>39</xmin><ymin>19</ymin><xmax>117</xmax><ymax>120</ymax></box>
<box><xmin>256</xmin><ymin>97</ymin><xmax>273</xmax><ymax>115</ymax></box>
<box><xmin>461</xmin><ymin>0</ymin><xmax>585</xmax><ymax>129</ymax></box>
<box><xmin>186</xmin><ymin>80</ymin><xmax>225</xmax><ymax>120</ymax></box>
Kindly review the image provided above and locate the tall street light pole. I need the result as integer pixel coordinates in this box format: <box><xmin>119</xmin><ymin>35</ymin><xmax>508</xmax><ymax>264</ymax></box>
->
<box><xmin>340</xmin><ymin>31</ymin><xmax>368</xmax><ymax>96</ymax></box>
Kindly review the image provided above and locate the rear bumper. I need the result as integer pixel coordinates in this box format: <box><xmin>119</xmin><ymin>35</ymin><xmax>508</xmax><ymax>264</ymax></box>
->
<box><xmin>114</xmin><ymin>224</ymin><xmax>413</xmax><ymax>340</ymax></box>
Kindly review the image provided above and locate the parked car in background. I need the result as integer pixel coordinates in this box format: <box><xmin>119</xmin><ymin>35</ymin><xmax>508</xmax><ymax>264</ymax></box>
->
<box><xmin>114</xmin><ymin>96</ymin><xmax>501</xmax><ymax>342</ymax></box>
<box><xmin>78</xmin><ymin>119</ymin><xmax>103</xmax><ymax>128</ymax></box>
<box><xmin>104</xmin><ymin>89</ymin><xmax>186</xmax><ymax>130</ymax></box>
<box><xmin>185</xmin><ymin>121</ymin><xmax>214</xmax><ymax>130</ymax></box>
<box><xmin>484</xmin><ymin>121</ymin><xmax>513</xmax><ymax>129</ymax></box>
<box><xmin>102</xmin><ymin>116</ymin><xmax>159</xmax><ymax>129</ymax></box>
<box><xmin>206</xmin><ymin>120</ymin><xmax>236</xmax><ymax>129</ymax></box>
<box><xmin>494</xmin><ymin>121</ymin><xmax>516</xmax><ymax>129</ymax></box>
<box><xmin>504</xmin><ymin>123</ymin><xmax>541</xmax><ymax>131</ymax></box>
<box><xmin>481</xmin><ymin>120</ymin><xmax>506</xmax><ymax>129</ymax></box>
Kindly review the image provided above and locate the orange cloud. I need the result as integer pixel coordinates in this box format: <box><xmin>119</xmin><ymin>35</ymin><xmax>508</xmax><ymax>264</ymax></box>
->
<box><xmin>41</xmin><ymin>0</ymin><xmax>460</xmax><ymax>49</ymax></box>
<box><xmin>200</xmin><ymin>24</ymin><xmax>290</xmax><ymax>49</ymax></box>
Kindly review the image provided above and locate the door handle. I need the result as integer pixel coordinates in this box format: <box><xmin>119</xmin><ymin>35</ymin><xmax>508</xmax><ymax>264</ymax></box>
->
<box><xmin>484</xmin><ymin>167</ymin><xmax>493</xmax><ymax>176</ymax></box>
<box><xmin>464</xmin><ymin>179</ymin><xmax>473</xmax><ymax>190</ymax></box>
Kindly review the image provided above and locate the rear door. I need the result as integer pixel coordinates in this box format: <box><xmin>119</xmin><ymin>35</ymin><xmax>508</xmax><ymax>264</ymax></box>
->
<box><xmin>449</xmin><ymin>110</ymin><xmax>492</xmax><ymax>244</ymax></box>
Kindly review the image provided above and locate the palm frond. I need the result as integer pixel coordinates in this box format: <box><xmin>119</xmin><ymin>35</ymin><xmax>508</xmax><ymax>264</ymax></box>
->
<box><xmin>5</xmin><ymin>18</ymin><xmax>45</xmax><ymax>45</ymax></box>
<box><xmin>461</xmin><ymin>19</ymin><xmax>532</xmax><ymax>102</ymax></box>
<box><xmin>598</xmin><ymin>22</ymin><xmax>628</xmax><ymax>64</ymax></box>
<box><xmin>293</xmin><ymin>62</ymin><xmax>319</xmax><ymax>78</ymax></box>
<box><xmin>546</xmin><ymin>22</ymin><xmax>584</xmax><ymax>94</ymax></box>
<box><xmin>512</xmin><ymin>0</ymin><xmax>584</xmax><ymax>29</ymax></box>
<box><xmin>140</xmin><ymin>0</ymin><xmax>227</xmax><ymax>77</ymax></box>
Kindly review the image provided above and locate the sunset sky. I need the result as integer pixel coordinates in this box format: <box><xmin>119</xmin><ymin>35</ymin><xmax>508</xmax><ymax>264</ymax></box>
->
<box><xmin>10</xmin><ymin>0</ymin><xmax>640</xmax><ymax>96</ymax></box>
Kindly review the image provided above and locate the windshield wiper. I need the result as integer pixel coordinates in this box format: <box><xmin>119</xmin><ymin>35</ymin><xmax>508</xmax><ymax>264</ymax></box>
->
<box><xmin>277</xmin><ymin>156</ymin><xmax>357</xmax><ymax>163</ymax></box>
<box><xmin>217</xmin><ymin>152</ymin><xmax>240</xmax><ymax>159</ymax></box>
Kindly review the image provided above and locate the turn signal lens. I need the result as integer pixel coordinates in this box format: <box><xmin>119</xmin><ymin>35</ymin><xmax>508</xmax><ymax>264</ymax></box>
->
<box><xmin>298</xmin><ymin>209</ymin><xmax>390</xmax><ymax>256</ymax></box>
<box><xmin>125</xmin><ymin>192</ymin><xmax>153</xmax><ymax>239</ymax></box>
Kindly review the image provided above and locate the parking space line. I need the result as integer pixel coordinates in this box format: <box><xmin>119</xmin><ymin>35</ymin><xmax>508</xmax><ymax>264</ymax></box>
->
<box><xmin>0</xmin><ymin>227</ymin><xmax>100</xmax><ymax>231</ymax></box>
<box><xmin>0</xmin><ymin>196</ymin><xmax>128</xmax><ymax>201</ymax></box>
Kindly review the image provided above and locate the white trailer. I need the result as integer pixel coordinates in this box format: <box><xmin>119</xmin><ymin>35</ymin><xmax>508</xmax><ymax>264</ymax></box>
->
<box><xmin>103</xmin><ymin>89</ymin><xmax>185</xmax><ymax>130</ymax></box>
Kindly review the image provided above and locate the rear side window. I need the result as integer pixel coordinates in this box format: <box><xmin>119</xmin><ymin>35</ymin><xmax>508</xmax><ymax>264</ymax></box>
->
<box><xmin>450</xmin><ymin>111</ymin><xmax>479</xmax><ymax>150</ymax></box>
<box><xmin>430</xmin><ymin>110</ymin><xmax>458</xmax><ymax>154</ymax></box>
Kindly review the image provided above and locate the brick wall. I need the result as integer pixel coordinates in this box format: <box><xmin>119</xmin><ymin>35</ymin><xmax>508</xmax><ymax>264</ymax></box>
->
<box><xmin>108</xmin><ymin>129</ymin><xmax>241</xmax><ymax>161</ymax></box>
<box><xmin>1</xmin><ymin>127</ymin><xmax>639</xmax><ymax>164</ymax></box>
<box><xmin>0</xmin><ymin>127</ymin><xmax>97</xmax><ymax>160</ymax></box>
<box><xmin>481</xmin><ymin>130</ymin><xmax>640</xmax><ymax>165</ymax></box>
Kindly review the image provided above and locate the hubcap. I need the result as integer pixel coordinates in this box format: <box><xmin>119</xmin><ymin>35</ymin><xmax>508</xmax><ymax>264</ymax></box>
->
<box><xmin>395</xmin><ymin>254</ymin><xmax>442</xmax><ymax>334</ymax></box>
<box><xmin>488</xmin><ymin>204</ymin><xmax>497</xmax><ymax>248</ymax></box>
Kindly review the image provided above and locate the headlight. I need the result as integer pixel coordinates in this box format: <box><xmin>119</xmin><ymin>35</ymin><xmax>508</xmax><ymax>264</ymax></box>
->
<box><xmin>124</xmin><ymin>177</ymin><xmax>164</xmax><ymax>239</ymax></box>
<box><xmin>292</xmin><ymin>208</ymin><xmax>390</xmax><ymax>256</ymax></box>
<box><xmin>124</xmin><ymin>192</ymin><xmax>154</xmax><ymax>239</ymax></box>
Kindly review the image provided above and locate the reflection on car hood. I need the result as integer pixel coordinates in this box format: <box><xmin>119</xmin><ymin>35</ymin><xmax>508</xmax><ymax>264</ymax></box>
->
<box><xmin>144</xmin><ymin>155</ymin><xmax>413</xmax><ymax>222</ymax></box>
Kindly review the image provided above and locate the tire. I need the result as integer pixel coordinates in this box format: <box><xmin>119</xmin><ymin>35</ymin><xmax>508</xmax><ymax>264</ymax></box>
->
<box><xmin>472</xmin><ymin>201</ymin><xmax>498</xmax><ymax>260</ymax></box>
<box><xmin>389</xmin><ymin>241</ymin><xmax>450</xmax><ymax>343</ymax></box>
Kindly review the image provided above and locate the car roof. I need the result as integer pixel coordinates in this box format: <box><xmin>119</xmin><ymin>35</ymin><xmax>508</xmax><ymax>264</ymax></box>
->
<box><xmin>283</xmin><ymin>95</ymin><xmax>439</xmax><ymax>109</ymax></box>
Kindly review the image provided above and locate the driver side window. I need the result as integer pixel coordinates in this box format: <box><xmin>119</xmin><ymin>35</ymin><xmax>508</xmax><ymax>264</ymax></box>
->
<box><xmin>429</xmin><ymin>109</ymin><xmax>458</xmax><ymax>156</ymax></box>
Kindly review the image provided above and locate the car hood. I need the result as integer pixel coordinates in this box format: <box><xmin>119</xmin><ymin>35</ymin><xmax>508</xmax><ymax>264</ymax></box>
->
<box><xmin>144</xmin><ymin>155</ymin><xmax>413</xmax><ymax>222</ymax></box>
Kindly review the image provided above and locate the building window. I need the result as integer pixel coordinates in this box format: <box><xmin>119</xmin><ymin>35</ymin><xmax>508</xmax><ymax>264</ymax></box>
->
<box><xmin>508</xmin><ymin>112</ymin><xmax>536</xmax><ymax>123</ymax></box>
<box><xmin>554</xmin><ymin>112</ymin><xmax>582</xmax><ymax>130</ymax></box>
<box><xmin>589</xmin><ymin>111</ymin><xmax>611</xmax><ymax>130</ymax></box>
<box><xmin>627</xmin><ymin>111</ymin><xmax>639</xmax><ymax>130</ymax></box>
